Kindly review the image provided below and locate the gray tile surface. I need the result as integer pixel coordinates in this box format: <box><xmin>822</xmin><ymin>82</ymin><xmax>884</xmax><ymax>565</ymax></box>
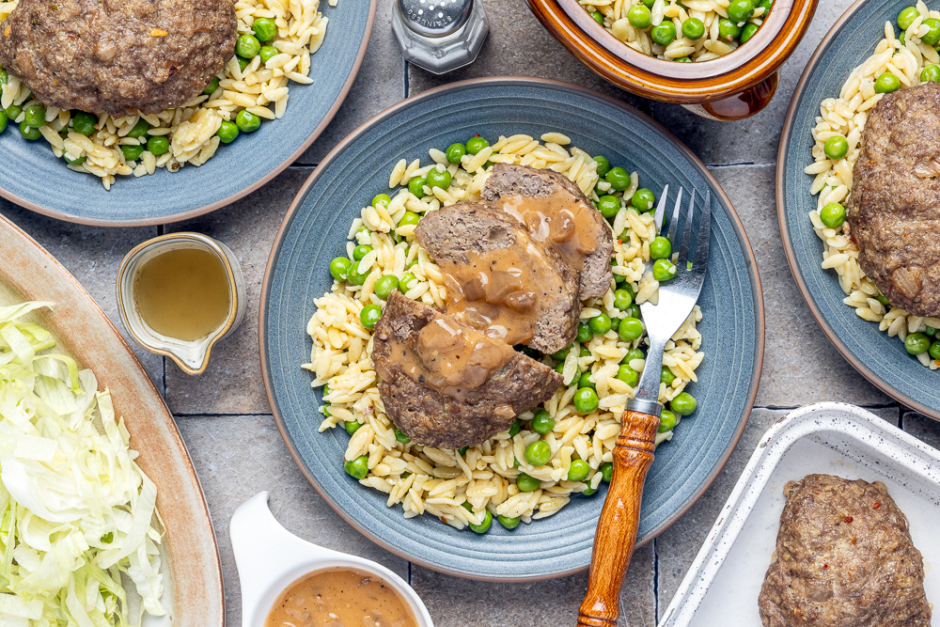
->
<box><xmin>6</xmin><ymin>0</ymin><xmax>940</xmax><ymax>625</ymax></box>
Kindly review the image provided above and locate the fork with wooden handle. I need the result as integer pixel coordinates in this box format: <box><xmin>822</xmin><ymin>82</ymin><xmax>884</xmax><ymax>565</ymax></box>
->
<box><xmin>576</xmin><ymin>186</ymin><xmax>711</xmax><ymax>627</ymax></box>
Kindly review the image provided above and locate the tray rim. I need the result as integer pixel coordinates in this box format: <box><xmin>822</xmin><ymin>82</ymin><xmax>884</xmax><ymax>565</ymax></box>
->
<box><xmin>658</xmin><ymin>401</ymin><xmax>940</xmax><ymax>626</ymax></box>
<box><xmin>258</xmin><ymin>75</ymin><xmax>766</xmax><ymax>582</ymax></box>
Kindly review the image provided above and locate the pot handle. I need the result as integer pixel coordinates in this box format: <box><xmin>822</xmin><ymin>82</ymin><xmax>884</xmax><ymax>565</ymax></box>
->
<box><xmin>682</xmin><ymin>71</ymin><xmax>779</xmax><ymax>122</ymax></box>
<box><xmin>575</xmin><ymin>410</ymin><xmax>660</xmax><ymax>627</ymax></box>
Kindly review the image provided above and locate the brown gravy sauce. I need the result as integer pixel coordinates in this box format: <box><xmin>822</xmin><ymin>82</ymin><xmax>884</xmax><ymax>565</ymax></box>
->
<box><xmin>264</xmin><ymin>568</ymin><xmax>418</xmax><ymax>627</ymax></box>
<box><xmin>390</xmin><ymin>314</ymin><xmax>516</xmax><ymax>402</ymax></box>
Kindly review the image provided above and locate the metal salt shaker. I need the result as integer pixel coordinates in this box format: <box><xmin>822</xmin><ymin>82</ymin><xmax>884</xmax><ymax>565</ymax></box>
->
<box><xmin>392</xmin><ymin>0</ymin><xmax>489</xmax><ymax>75</ymax></box>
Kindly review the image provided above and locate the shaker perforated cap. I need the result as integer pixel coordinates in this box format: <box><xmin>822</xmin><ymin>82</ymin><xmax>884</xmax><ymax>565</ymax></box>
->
<box><xmin>396</xmin><ymin>0</ymin><xmax>473</xmax><ymax>38</ymax></box>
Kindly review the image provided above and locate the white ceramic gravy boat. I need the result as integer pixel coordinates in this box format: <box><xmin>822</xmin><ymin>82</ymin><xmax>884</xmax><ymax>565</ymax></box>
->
<box><xmin>231</xmin><ymin>492</ymin><xmax>435</xmax><ymax>627</ymax></box>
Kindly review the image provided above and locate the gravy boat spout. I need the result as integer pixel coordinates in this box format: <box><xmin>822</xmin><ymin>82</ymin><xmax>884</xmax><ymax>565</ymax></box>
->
<box><xmin>230</xmin><ymin>492</ymin><xmax>435</xmax><ymax>627</ymax></box>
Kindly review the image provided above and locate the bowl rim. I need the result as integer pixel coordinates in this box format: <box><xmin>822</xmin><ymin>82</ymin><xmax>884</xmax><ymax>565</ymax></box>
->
<box><xmin>258</xmin><ymin>75</ymin><xmax>766</xmax><ymax>581</ymax></box>
<box><xmin>776</xmin><ymin>0</ymin><xmax>940</xmax><ymax>422</ymax></box>
<box><xmin>0</xmin><ymin>0</ymin><xmax>377</xmax><ymax>228</ymax></box>
<box><xmin>526</xmin><ymin>0</ymin><xmax>819</xmax><ymax>103</ymax></box>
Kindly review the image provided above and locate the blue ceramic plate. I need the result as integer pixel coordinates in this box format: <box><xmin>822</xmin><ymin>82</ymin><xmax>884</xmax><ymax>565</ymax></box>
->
<box><xmin>0</xmin><ymin>0</ymin><xmax>375</xmax><ymax>227</ymax></box>
<box><xmin>260</xmin><ymin>78</ymin><xmax>765</xmax><ymax>580</ymax></box>
<box><xmin>778</xmin><ymin>0</ymin><xmax>940</xmax><ymax>420</ymax></box>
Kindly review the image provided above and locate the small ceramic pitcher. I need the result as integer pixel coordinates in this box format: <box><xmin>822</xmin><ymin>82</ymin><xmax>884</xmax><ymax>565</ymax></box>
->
<box><xmin>231</xmin><ymin>492</ymin><xmax>435</xmax><ymax>627</ymax></box>
<box><xmin>116</xmin><ymin>233</ymin><xmax>246</xmax><ymax>376</ymax></box>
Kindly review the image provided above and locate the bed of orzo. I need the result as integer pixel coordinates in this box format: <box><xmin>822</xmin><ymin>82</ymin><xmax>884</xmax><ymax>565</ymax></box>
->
<box><xmin>303</xmin><ymin>132</ymin><xmax>705</xmax><ymax>532</ymax></box>
<box><xmin>805</xmin><ymin>0</ymin><xmax>940</xmax><ymax>370</ymax></box>
<box><xmin>0</xmin><ymin>0</ymin><xmax>332</xmax><ymax>189</ymax></box>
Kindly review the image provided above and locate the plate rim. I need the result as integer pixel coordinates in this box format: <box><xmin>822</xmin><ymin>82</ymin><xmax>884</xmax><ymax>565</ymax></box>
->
<box><xmin>0</xmin><ymin>212</ymin><xmax>226</xmax><ymax>625</ymax></box>
<box><xmin>775</xmin><ymin>0</ymin><xmax>940</xmax><ymax>422</ymax></box>
<box><xmin>259</xmin><ymin>76</ymin><xmax>766</xmax><ymax>581</ymax></box>
<box><xmin>0</xmin><ymin>0</ymin><xmax>377</xmax><ymax>228</ymax></box>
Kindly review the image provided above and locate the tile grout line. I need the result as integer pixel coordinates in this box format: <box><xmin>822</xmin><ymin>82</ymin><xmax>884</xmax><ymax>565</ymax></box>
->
<box><xmin>403</xmin><ymin>59</ymin><xmax>410</xmax><ymax>98</ymax></box>
<box><xmin>652</xmin><ymin>537</ymin><xmax>660</xmax><ymax>625</ymax></box>
<box><xmin>407</xmin><ymin>561</ymin><xmax>412</xmax><ymax>586</ymax></box>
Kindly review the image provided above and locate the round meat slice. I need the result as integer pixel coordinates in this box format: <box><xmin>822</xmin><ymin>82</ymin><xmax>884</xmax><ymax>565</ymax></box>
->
<box><xmin>848</xmin><ymin>82</ymin><xmax>940</xmax><ymax>316</ymax></box>
<box><xmin>0</xmin><ymin>0</ymin><xmax>237</xmax><ymax>117</ymax></box>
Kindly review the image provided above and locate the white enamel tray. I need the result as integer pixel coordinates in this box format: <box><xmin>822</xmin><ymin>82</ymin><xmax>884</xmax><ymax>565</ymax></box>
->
<box><xmin>659</xmin><ymin>402</ymin><xmax>940</xmax><ymax>627</ymax></box>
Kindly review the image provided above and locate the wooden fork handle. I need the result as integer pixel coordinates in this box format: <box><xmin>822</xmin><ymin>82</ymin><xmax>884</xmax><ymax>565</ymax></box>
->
<box><xmin>576</xmin><ymin>410</ymin><xmax>660</xmax><ymax>627</ymax></box>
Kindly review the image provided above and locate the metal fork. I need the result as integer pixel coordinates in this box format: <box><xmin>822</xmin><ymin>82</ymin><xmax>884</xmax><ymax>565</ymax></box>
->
<box><xmin>576</xmin><ymin>186</ymin><xmax>712</xmax><ymax>627</ymax></box>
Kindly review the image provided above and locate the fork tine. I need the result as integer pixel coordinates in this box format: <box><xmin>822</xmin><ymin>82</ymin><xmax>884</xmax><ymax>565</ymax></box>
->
<box><xmin>666</xmin><ymin>187</ymin><xmax>683</xmax><ymax>245</ymax></box>
<box><xmin>691</xmin><ymin>189</ymin><xmax>711</xmax><ymax>271</ymax></box>
<box><xmin>653</xmin><ymin>185</ymin><xmax>669</xmax><ymax>233</ymax></box>
<box><xmin>678</xmin><ymin>189</ymin><xmax>696</xmax><ymax>263</ymax></box>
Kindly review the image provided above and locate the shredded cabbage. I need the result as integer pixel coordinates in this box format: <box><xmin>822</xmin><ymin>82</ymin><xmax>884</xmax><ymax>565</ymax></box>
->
<box><xmin>0</xmin><ymin>302</ymin><xmax>166</xmax><ymax>626</ymax></box>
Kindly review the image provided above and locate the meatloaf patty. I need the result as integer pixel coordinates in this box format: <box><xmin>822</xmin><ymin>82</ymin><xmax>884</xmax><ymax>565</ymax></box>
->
<box><xmin>848</xmin><ymin>82</ymin><xmax>940</xmax><ymax>316</ymax></box>
<box><xmin>0</xmin><ymin>0</ymin><xmax>237</xmax><ymax>116</ymax></box>
<box><xmin>758</xmin><ymin>474</ymin><xmax>930</xmax><ymax>627</ymax></box>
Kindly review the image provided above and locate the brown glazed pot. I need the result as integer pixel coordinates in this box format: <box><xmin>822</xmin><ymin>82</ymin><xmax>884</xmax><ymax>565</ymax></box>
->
<box><xmin>526</xmin><ymin>0</ymin><xmax>819</xmax><ymax>120</ymax></box>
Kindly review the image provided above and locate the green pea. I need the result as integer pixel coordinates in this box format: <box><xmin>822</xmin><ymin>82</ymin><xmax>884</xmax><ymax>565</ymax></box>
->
<box><xmin>824</xmin><ymin>135</ymin><xmax>849</xmax><ymax>160</ymax></box>
<box><xmin>374</xmin><ymin>275</ymin><xmax>400</xmax><ymax>299</ymax></box>
<box><xmin>582</xmin><ymin>486</ymin><xmax>598</xmax><ymax>496</ymax></box>
<box><xmin>23</xmin><ymin>104</ymin><xmax>45</xmax><ymax>129</ymax></box>
<box><xmin>127</xmin><ymin>117</ymin><xmax>150</xmax><ymax>139</ymax></box>
<box><xmin>345</xmin><ymin>420</ymin><xmax>361</xmax><ymax>435</ymax></box>
<box><xmin>236</xmin><ymin>110</ymin><xmax>261</xmax><ymax>133</ymax></box>
<box><xmin>525</xmin><ymin>441</ymin><xmax>552</xmax><ymax>466</ymax></box>
<box><xmin>347</xmin><ymin>262</ymin><xmax>371</xmax><ymax>286</ymax></box>
<box><xmin>593</xmin><ymin>155</ymin><xmax>611</xmax><ymax>177</ymax></box>
<box><xmin>555</xmin><ymin>362</ymin><xmax>565</xmax><ymax>375</ymax></box>
<box><xmin>623</xmin><ymin>348</ymin><xmax>645</xmax><ymax>364</ymax></box>
<box><xmin>372</xmin><ymin>193</ymin><xmax>392</xmax><ymax>208</ymax></box>
<box><xmin>217</xmin><ymin>120</ymin><xmax>239</xmax><ymax>144</ymax></box>
<box><xmin>590</xmin><ymin>313</ymin><xmax>612</xmax><ymax>335</ymax></box>
<box><xmin>929</xmin><ymin>340</ymin><xmax>940</xmax><ymax>360</ymax></box>
<box><xmin>820</xmin><ymin>202</ymin><xmax>846</xmax><ymax>229</ymax></box>
<box><xmin>203</xmin><ymin>76</ymin><xmax>220</xmax><ymax>95</ymax></box>
<box><xmin>675</xmin><ymin>56</ymin><xmax>693</xmax><ymax>63</ymax></box>
<box><xmin>626</xmin><ymin>305</ymin><xmax>641</xmax><ymax>319</ymax></box>
<box><xmin>740</xmin><ymin>22</ymin><xmax>759</xmax><ymax>44</ymax></box>
<box><xmin>651</xmin><ymin>21</ymin><xmax>677</xmax><ymax>46</ymax></box>
<box><xmin>671</xmin><ymin>392</ymin><xmax>697</xmax><ymax>416</ymax></box>
<box><xmin>599</xmin><ymin>462</ymin><xmax>614</xmax><ymax>482</ymax></box>
<box><xmin>237</xmin><ymin>33</ymin><xmax>262</xmax><ymax>58</ymax></box>
<box><xmin>147</xmin><ymin>136</ymin><xmax>170</xmax><ymax>156</ymax></box>
<box><xmin>0</xmin><ymin>111</ymin><xmax>6</xmax><ymax>134</ymax></box>
<box><xmin>617</xmin><ymin>364</ymin><xmax>639</xmax><ymax>387</ymax></box>
<box><xmin>353</xmin><ymin>244</ymin><xmax>373</xmax><ymax>261</ymax></box>
<box><xmin>898</xmin><ymin>6</ymin><xmax>920</xmax><ymax>30</ymax></box>
<box><xmin>905</xmin><ymin>332</ymin><xmax>931</xmax><ymax>355</ymax></box>
<box><xmin>597</xmin><ymin>195</ymin><xmax>621</xmax><ymax>219</ymax></box>
<box><xmin>532</xmin><ymin>410</ymin><xmax>555</xmax><ymax>435</ymax></box>
<box><xmin>508</xmin><ymin>420</ymin><xmax>521</xmax><ymax>437</ymax></box>
<box><xmin>121</xmin><ymin>144</ymin><xmax>145</xmax><ymax>161</ymax></box>
<box><xmin>71</xmin><ymin>111</ymin><xmax>98</xmax><ymax>136</ymax></box>
<box><xmin>922</xmin><ymin>64</ymin><xmax>940</xmax><ymax>83</ymax></box>
<box><xmin>874</xmin><ymin>72</ymin><xmax>901</xmax><ymax>94</ymax></box>
<box><xmin>574</xmin><ymin>388</ymin><xmax>599</xmax><ymax>414</ymax></box>
<box><xmin>408</xmin><ymin>176</ymin><xmax>427</xmax><ymax>197</ymax></box>
<box><xmin>591</xmin><ymin>10</ymin><xmax>605</xmax><ymax>24</ymax></box>
<box><xmin>394</xmin><ymin>428</ymin><xmax>411</xmax><ymax>444</ymax></box>
<box><xmin>252</xmin><ymin>17</ymin><xmax>278</xmax><ymax>42</ymax></box>
<box><xmin>650</xmin><ymin>236</ymin><xmax>672</xmax><ymax>260</ymax></box>
<box><xmin>614</xmin><ymin>289</ymin><xmax>633</xmax><ymax>310</ymax></box>
<box><xmin>661</xmin><ymin>366</ymin><xmax>676</xmax><ymax>386</ymax></box>
<box><xmin>517</xmin><ymin>473</ymin><xmax>541</xmax><ymax>492</ymax></box>
<box><xmin>466</xmin><ymin>136</ymin><xmax>489</xmax><ymax>155</ymax></box>
<box><xmin>238</xmin><ymin>56</ymin><xmax>251</xmax><ymax>72</ymax></box>
<box><xmin>344</xmin><ymin>455</ymin><xmax>370</xmax><ymax>479</ymax></box>
<box><xmin>579</xmin><ymin>371</ymin><xmax>596</xmax><ymax>390</ymax></box>
<box><xmin>568</xmin><ymin>459</ymin><xmax>591</xmax><ymax>482</ymax></box>
<box><xmin>658</xmin><ymin>409</ymin><xmax>677</xmax><ymax>433</ymax></box>
<box><xmin>727</xmin><ymin>0</ymin><xmax>755</xmax><ymax>22</ymax></box>
<box><xmin>446</xmin><ymin>143</ymin><xmax>466</xmax><ymax>164</ymax></box>
<box><xmin>605</xmin><ymin>167</ymin><xmax>631</xmax><ymax>191</ymax></box>
<box><xmin>641</xmin><ymin>0</ymin><xmax>654</xmax><ymax>6</ymax></box>
<box><xmin>627</xmin><ymin>4</ymin><xmax>652</xmax><ymax>29</ymax></box>
<box><xmin>552</xmin><ymin>347</ymin><xmax>571</xmax><ymax>362</ymax></box>
<box><xmin>653</xmin><ymin>259</ymin><xmax>677</xmax><ymax>282</ymax></box>
<box><xmin>360</xmin><ymin>304</ymin><xmax>383</xmax><ymax>330</ymax></box>
<box><xmin>497</xmin><ymin>514</ymin><xmax>521</xmax><ymax>530</ymax></box>
<box><xmin>458</xmin><ymin>447</ymin><xmax>470</xmax><ymax>455</ymax></box>
<box><xmin>618</xmin><ymin>317</ymin><xmax>644</xmax><ymax>342</ymax></box>
<box><xmin>63</xmin><ymin>154</ymin><xmax>84</xmax><ymax>165</ymax></box>
<box><xmin>577</xmin><ymin>322</ymin><xmax>594</xmax><ymax>344</ymax></box>
<box><xmin>399</xmin><ymin>272</ymin><xmax>416</xmax><ymax>293</ymax></box>
<box><xmin>580</xmin><ymin>346</ymin><xmax>592</xmax><ymax>357</ymax></box>
<box><xmin>718</xmin><ymin>18</ymin><xmax>741</xmax><ymax>42</ymax></box>
<box><xmin>0</xmin><ymin>67</ymin><xmax>6</xmax><ymax>86</ymax></box>
<box><xmin>260</xmin><ymin>45</ymin><xmax>279</xmax><ymax>65</ymax></box>
<box><xmin>426</xmin><ymin>167</ymin><xmax>452</xmax><ymax>190</ymax></box>
<box><xmin>924</xmin><ymin>17</ymin><xmax>940</xmax><ymax>45</ymax></box>
<box><xmin>875</xmin><ymin>292</ymin><xmax>890</xmax><ymax>306</ymax></box>
<box><xmin>758</xmin><ymin>0</ymin><xmax>774</xmax><ymax>10</ymax></box>
<box><xmin>630</xmin><ymin>189</ymin><xmax>655</xmax><ymax>212</ymax></box>
<box><xmin>682</xmin><ymin>17</ymin><xmax>705</xmax><ymax>40</ymax></box>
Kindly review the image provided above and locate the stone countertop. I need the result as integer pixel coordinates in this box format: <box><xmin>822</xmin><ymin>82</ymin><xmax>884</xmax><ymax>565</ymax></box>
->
<box><xmin>3</xmin><ymin>0</ymin><xmax>939</xmax><ymax>625</ymax></box>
